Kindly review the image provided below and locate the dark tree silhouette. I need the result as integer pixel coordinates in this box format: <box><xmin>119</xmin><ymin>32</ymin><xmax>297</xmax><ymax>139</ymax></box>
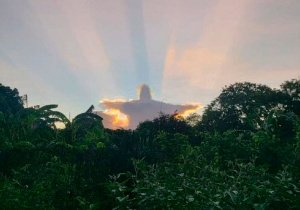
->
<box><xmin>0</xmin><ymin>83</ymin><xmax>23</xmax><ymax>115</ymax></box>
<box><xmin>199</xmin><ymin>82</ymin><xmax>280</xmax><ymax>132</ymax></box>
<box><xmin>280</xmin><ymin>79</ymin><xmax>300</xmax><ymax>115</ymax></box>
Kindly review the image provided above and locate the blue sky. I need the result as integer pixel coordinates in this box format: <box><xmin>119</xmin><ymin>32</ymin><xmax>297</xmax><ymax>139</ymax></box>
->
<box><xmin>1</xmin><ymin>0</ymin><xmax>299</xmax><ymax>118</ymax></box>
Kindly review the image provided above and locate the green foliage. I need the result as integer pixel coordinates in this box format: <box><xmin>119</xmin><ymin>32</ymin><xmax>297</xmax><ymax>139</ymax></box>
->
<box><xmin>136</xmin><ymin>113</ymin><xmax>191</xmax><ymax>139</ymax></box>
<box><xmin>280</xmin><ymin>79</ymin><xmax>300</xmax><ymax>115</ymax></box>
<box><xmin>0</xmin><ymin>83</ymin><xmax>23</xmax><ymax>116</ymax></box>
<box><xmin>111</xmin><ymin>152</ymin><xmax>300</xmax><ymax>209</ymax></box>
<box><xmin>199</xmin><ymin>82</ymin><xmax>281</xmax><ymax>132</ymax></box>
<box><xmin>1</xmin><ymin>79</ymin><xmax>300</xmax><ymax>209</ymax></box>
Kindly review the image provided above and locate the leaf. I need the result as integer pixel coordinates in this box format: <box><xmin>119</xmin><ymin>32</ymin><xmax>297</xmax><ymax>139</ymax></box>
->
<box><xmin>38</xmin><ymin>104</ymin><xmax>58</xmax><ymax>112</ymax></box>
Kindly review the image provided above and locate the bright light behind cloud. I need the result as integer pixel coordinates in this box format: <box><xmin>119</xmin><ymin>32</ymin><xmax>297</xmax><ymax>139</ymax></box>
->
<box><xmin>103</xmin><ymin>108</ymin><xmax>129</xmax><ymax>128</ymax></box>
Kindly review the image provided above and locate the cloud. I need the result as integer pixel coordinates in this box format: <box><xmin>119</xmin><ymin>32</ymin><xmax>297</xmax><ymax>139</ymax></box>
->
<box><xmin>97</xmin><ymin>85</ymin><xmax>201</xmax><ymax>129</ymax></box>
<box><xmin>95</xmin><ymin>109</ymin><xmax>129</xmax><ymax>130</ymax></box>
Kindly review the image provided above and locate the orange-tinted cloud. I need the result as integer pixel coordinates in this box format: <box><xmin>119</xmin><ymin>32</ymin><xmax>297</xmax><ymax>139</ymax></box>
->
<box><xmin>96</xmin><ymin>109</ymin><xmax>129</xmax><ymax>129</ymax></box>
<box><xmin>178</xmin><ymin>103</ymin><xmax>203</xmax><ymax>118</ymax></box>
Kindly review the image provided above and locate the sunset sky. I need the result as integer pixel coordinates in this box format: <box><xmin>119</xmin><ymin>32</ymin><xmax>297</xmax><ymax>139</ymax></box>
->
<box><xmin>1</xmin><ymin>0</ymin><xmax>299</xmax><ymax>119</ymax></box>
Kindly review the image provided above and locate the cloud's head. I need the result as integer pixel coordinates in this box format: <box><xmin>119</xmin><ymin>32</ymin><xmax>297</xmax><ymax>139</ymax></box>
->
<box><xmin>138</xmin><ymin>84</ymin><xmax>152</xmax><ymax>101</ymax></box>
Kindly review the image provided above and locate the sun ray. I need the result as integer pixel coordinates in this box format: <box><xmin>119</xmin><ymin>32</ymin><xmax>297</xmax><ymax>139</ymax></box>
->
<box><xmin>162</xmin><ymin>0</ymin><xmax>252</xmax><ymax>103</ymax></box>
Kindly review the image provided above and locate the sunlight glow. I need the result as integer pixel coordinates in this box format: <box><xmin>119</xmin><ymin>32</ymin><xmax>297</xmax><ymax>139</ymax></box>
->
<box><xmin>103</xmin><ymin>108</ymin><xmax>129</xmax><ymax>128</ymax></box>
<box><xmin>178</xmin><ymin>103</ymin><xmax>202</xmax><ymax>118</ymax></box>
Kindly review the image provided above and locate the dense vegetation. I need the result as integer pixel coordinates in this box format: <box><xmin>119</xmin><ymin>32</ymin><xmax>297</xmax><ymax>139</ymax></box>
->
<box><xmin>0</xmin><ymin>79</ymin><xmax>300</xmax><ymax>209</ymax></box>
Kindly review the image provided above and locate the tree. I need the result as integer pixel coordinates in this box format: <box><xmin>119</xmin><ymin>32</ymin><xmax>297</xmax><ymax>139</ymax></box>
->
<box><xmin>136</xmin><ymin>113</ymin><xmax>190</xmax><ymax>139</ymax></box>
<box><xmin>71</xmin><ymin>112</ymin><xmax>104</xmax><ymax>141</ymax></box>
<box><xmin>0</xmin><ymin>83</ymin><xmax>23</xmax><ymax>115</ymax></box>
<box><xmin>199</xmin><ymin>82</ymin><xmax>280</xmax><ymax>132</ymax></box>
<box><xmin>280</xmin><ymin>79</ymin><xmax>300</xmax><ymax>115</ymax></box>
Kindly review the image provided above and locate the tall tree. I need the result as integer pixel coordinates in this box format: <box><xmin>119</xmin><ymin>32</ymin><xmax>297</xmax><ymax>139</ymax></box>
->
<box><xmin>199</xmin><ymin>82</ymin><xmax>280</xmax><ymax>132</ymax></box>
<box><xmin>0</xmin><ymin>83</ymin><xmax>23</xmax><ymax>115</ymax></box>
<box><xmin>280</xmin><ymin>79</ymin><xmax>300</xmax><ymax>115</ymax></box>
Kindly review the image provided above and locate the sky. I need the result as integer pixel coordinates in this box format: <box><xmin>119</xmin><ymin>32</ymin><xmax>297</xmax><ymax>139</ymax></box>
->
<box><xmin>1</xmin><ymin>0</ymin><xmax>300</xmax><ymax>123</ymax></box>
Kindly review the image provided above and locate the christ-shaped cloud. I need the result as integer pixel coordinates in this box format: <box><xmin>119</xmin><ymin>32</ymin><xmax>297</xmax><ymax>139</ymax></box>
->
<box><xmin>96</xmin><ymin>84</ymin><xmax>201</xmax><ymax>129</ymax></box>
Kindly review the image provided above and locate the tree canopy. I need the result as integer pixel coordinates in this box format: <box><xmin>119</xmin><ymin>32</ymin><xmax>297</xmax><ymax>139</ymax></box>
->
<box><xmin>0</xmin><ymin>83</ymin><xmax>23</xmax><ymax>115</ymax></box>
<box><xmin>0</xmin><ymin>79</ymin><xmax>300</xmax><ymax>209</ymax></box>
